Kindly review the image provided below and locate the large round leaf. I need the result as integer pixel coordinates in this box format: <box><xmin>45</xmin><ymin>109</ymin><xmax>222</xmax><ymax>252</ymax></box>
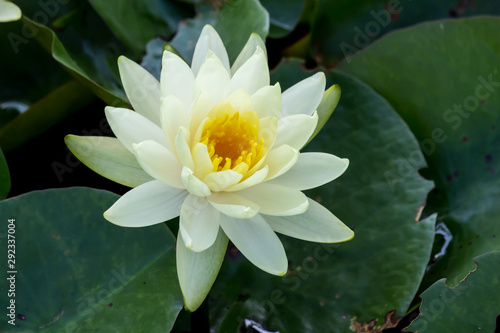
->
<box><xmin>407</xmin><ymin>251</ymin><xmax>500</xmax><ymax>332</ymax></box>
<box><xmin>311</xmin><ymin>0</ymin><xmax>500</xmax><ymax>66</ymax></box>
<box><xmin>208</xmin><ymin>63</ymin><xmax>435</xmax><ymax>332</ymax></box>
<box><xmin>338</xmin><ymin>17</ymin><xmax>500</xmax><ymax>287</ymax></box>
<box><xmin>0</xmin><ymin>188</ymin><xmax>182</xmax><ymax>331</ymax></box>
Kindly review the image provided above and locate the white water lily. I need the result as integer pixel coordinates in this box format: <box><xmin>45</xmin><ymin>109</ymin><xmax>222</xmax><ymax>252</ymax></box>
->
<box><xmin>66</xmin><ymin>25</ymin><xmax>354</xmax><ymax>311</ymax></box>
<box><xmin>0</xmin><ymin>0</ymin><xmax>21</xmax><ymax>22</ymax></box>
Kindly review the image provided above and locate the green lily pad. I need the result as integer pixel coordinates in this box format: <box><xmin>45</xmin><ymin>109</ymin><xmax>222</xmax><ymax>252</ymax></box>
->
<box><xmin>0</xmin><ymin>149</ymin><xmax>10</xmax><ymax>199</ymax></box>
<box><xmin>338</xmin><ymin>17</ymin><xmax>500</xmax><ymax>287</ymax></box>
<box><xmin>310</xmin><ymin>0</ymin><xmax>500</xmax><ymax>67</ymax></box>
<box><xmin>406</xmin><ymin>251</ymin><xmax>500</xmax><ymax>332</ymax></box>
<box><xmin>208</xmin><ymin>63</ymin><xmax>435</xmax><ymax>332</ymax></box>
<box><xmin>170</xmin><ymin>0</ymin><xmax>269</xmax><ymax>65</ymax></box>
<box><xmin>88</xmin><ymin>0</ymin><xmax>193</xmax><ymax>57</ymax></box>
<box><xmin>0</xmin><ymin>188</ymin><xmax>182</xmax><ymax>331</ymax></box>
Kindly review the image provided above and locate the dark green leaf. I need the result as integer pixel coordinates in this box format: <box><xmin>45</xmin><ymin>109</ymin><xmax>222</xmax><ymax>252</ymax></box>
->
<box><xmin>261</xmin><ymin>0</ymin><xmax>305</xmax><ymax>38</ymax></box>
<box><xmin>311</xmin><ymin>0</ymin><xmax>500</xmax><ymax>67</ymax></box>
<box><xmin>18</xmin><ymin>6</ymin><xmax>130</xmax><ymax>107</ymax></box>
<box><xmin>338</xmin><ymin>17</ymin><xmax>500</xmax><ymax>286</ymax></box>
<box><xmin>0</xmin><ymin>20</ymin><xmax>70</xmax><ymax>121</ymax></box>
<box><xmin>88</xmin><ymin>0</ymin><xmax>193</xmax><ymax>57</ymax></box>
<box><xmin>0</xmin><ymin>188</ymin><xmax>183</xmax><ymax>331</ymax></box>
<box><xmin>208</xmin><ymin>66</ymin><xmax>435</xmax><ymax>332</ymax></box>
<box><xmin>406</xmin><ymin>251</ymin><xmax>500</xmax><ymax>332</ymax></box>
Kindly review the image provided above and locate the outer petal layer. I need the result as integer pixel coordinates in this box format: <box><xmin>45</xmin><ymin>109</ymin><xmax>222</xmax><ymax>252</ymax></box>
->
<box><xmin>238</xmin><ymin>183</ymin><xmax>309</xmax><ymax>216</ymax></box>
<box><xmin>219</xmin><ymin>214</ymin><xmax>288</xmax><ymax>276</ymax></box>
<box><xmin>65</xmin><ymin>135</ymin><xmax>153</xmax><ymax>188</ymax></box>
<box><xmin>264</xmin><ymin>198</ymin><xmax>354</xmax><ymax>243</ymax></box>
<box><xmin>281</xmin><ymin>72</ymin><xmax>326</xmax><ymax>117</ymax></box>
<box><xmin>177</xmin><ymin>229</ymin><xmax>228</xmax><ymax>312</ymax></box>
<box><xmin>268</xmin><ymin>153</ymin><xmax>349</xmax><ymax>190</ymax></box>
<box><xmin>180</xmin><ymin>195</ymin><xmax>221</xmax><ymax>252</ymax></box>
<box><xmin>208</xmin><ymin>192</ymin><xmax>259</xmax><ymax>218</ymax></box>
<box><xmin>274</xmin><ymin>112</ymin><xmax>318</xmax><ymax>150</ymax></box>
<box><xmin>104</xmin><ymin>180</ymin><xmax>187</xmax><ymax>227</ymax></box>
<box><xmin>105</xmin><ymin>106</ymin><xmax>169</xmax><ymax>152</ymax></box>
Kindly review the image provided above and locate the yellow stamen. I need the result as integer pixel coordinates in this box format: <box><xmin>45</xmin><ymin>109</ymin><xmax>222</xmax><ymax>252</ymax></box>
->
<box><xmin>200</xmin><ymin>102</ymin><xmax>265</xmax><ymax>177</ymax></box>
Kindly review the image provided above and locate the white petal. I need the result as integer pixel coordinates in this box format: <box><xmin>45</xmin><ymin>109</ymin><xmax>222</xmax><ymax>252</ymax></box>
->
<box><xmin>203</xmin><ymin>170</ymin><xmax>243</xmax><ymax>192</ymax></box>
<box><xmin>175</xmin><ymin>127</ymin><xmax>195</xmax><ymax>170</ymax></box>
<box><xmin>208</xmin><ymin>192</ymin><xmax>259</xmax><ymax>219</ymax></box>
<box><xmin>269</xmin><ymin>153</ymin><xmax>349</xmax><ymax>190</ymax></box>
<box><xmin>0</xmin><ymin>0</ymin><xmax>21</xmax><ymax>22</ymax></box>
<box><xmin>133</xmin><ymin>140</ymin><xmax>184</xmax><ymax>188</ymax></box>
<box><xmin>105</xmin><ymin>106</ymin><xmax>169</xmax><ymax>152</ymax></box>
<box><xmin>219</xmin><ymin>214</ymin><xmax>287</xmax><ymax>276</ymax></box>
<box><xmin>161</xmin><ymin>95</ymin><xmax>187</xmax><ymax>151</ymax></box>
<box><xmin>189</xmin><ymin>91</ymin><xmax>213</xmax><ymax>142</ymax></box>
<box><xmin>180</xmin><ymin>195</ymin><xmax>221</xmax><ymax>252</ymax></box>
<box><xmin>226</xmin><ymin>165</ymin><xmax>269</xmax><ymax>192</ymax></box>
<box><xmin>258</xmin><ymin>116</ymin><xmax>278</xmax><ymax>152</ymax></box>
<box><xmin>231</xmin><ymin>33</ymin><xmax>267</xmax><ymax>76</ymax></box>
<box><xmin>193</xmin><ymin>52</ymin><xmax>231</xmax><ymax>103</ymax></box>
<box><xmin>104</xmin><ymin>180</ymin><xmax>187</xmax><ymax>227</ymax></box>
<box><xmin>251</xmin><ymin>83</ymin><xmax>281</xmax><ymax>118</ymax></box>
<box><xmin>264</xmin><ymin>144</ymin><xmax>299</xmax><ymax>180</ymax></box>
<box><xmin>238</xmin><ymin>183</ymin><xmax>308</xmax><ymax>216</ymax></box>
<box><xmin>281</xmin><ymin>72</ymin><xmax>326</xmax><ymax>117</ymax></box>
<box><xmin>192</xmin><ymin>143</ymin><xmax>214</xmax><ymax>180</ymax></box>
<box><xmin>273</xmin><ymin>111</ymin><xmax>318</xmax><ymax>150</ymax></box>
<box><xmin>191</xmin><ymin>25</ymin><xmax>230</xmax><ymax>76</ymax></box>
<box><xmin>264</xmin><ymin>198</ymin><xmax>354</xmax><ymax>242</ymax></box>
<box><xmin>231</xmin><ymin>47</ymin><xmax>269</xmax><ymax>95</ymax></box>
<box><xmin>226</xmin><ymin>89</ymin><xmax>253</xmax><ymax>113</ymax></box>
<box><xmin>177</xmin><ymin>228</ymin><xmax>228</xmax><ymax>312</ymax></box>
<box><xmin>65</xmin><ymin>135</ymin><xmax>153</xmax><ymax>188</ymax></box>
<box><xmin>181</xmin><ymin>167</ymin><xmax>211</xmax><ymax>197</ymax></box>
<box><xmin>161</xmin><ymin>51</ymin><xmax>195</xmax><ymax>111</ymax></box>
<box><xmin>118</xmin><ymin>56</ymin><xmax>161</xmax><ymax>125</ymax></box>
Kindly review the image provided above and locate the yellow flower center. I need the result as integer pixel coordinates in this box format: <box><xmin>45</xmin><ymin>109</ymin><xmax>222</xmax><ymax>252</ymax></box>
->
<box><xmin>200</xmin><ymin>103</ymin><xmax>265</xmax><ymax>175</ymax></box>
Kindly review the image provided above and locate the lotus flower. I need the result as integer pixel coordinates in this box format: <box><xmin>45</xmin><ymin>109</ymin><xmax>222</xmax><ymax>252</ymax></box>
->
<box><xmin>66</xmin><ymin>25</ymin><xmax>354</xmax><ymax>311</ymax></box>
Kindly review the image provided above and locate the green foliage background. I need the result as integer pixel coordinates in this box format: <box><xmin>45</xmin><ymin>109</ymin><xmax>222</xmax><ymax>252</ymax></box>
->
<box><xmin>1</xmin><ymin>0</ymin><xmax>499</xmax><ymax>332</ymax></box>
